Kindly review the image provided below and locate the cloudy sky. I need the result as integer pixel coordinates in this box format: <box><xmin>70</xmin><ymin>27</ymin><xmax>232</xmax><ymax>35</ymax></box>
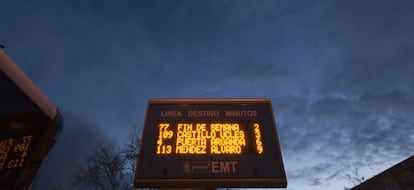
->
<box><xmin>2</xmin><ymin>0</ymin><xmax>414</xmax><ymax>189</ymax></box>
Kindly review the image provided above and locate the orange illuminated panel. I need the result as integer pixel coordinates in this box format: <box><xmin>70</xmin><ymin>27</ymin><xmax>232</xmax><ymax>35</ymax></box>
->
<box><xmin>155</xmin><ymin>122</ymin><xmax>264</xmax><ymax>155</ymax></box>
<box><xmin>134</xmin><ymin>99</ymin><xmax>287</xmax><ymax>188</ymax></box>
<box><xmin>0</xmin><ymin>114</ymin><xmax>57</xmax><ymax>188</ymax></box>
<box><xmin>0</xmin><ymin>135</ymin><xmax>33</xmax><ymax>170</ymax></box>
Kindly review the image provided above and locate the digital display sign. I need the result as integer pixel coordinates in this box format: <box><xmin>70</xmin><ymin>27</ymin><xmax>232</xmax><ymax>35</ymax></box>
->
<box><xmin>0</xmin><ymin>135</ymin><xmax>33</xmax><ymax>171</ymax></box>
<box><xmin>134</xmin><ymin>99</ymin><xmax>287</xmax><ymax>188</ymax></box>
<box><xmin>155</xmin><ymin>122</ymin><xmax>264</xmax><ymax>155</ymax></box>
<box><xmin>0</xmin><ymin>114</ymin><xmax>61</xmax><ymax>189</ymax></box>
<box><xmin>1</xmin><ymin>47</ymin><xmax>63</xmax><ymax>189</ymax></box>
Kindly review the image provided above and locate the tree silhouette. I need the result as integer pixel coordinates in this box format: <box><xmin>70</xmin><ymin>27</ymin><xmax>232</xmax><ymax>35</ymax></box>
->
<box><xmin>342</xmin><ymin>165</ymin><xmax>366</xmax><ymax>190</ymax></box>
<box><xmin>72</xmin><ymin>125</ymin><xmax>141</xmax><ymax>190</ymax></box>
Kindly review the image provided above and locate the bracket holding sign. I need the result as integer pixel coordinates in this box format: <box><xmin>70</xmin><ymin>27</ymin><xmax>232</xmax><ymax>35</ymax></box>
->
<box><xmin>134</xmin><ymin>98</ymin><xmax>287</xmax><ymax>188</ymax></box>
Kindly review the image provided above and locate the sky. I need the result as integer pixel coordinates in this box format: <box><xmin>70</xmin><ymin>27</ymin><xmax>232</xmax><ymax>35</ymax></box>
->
<box><xmin>1</xmin><ymin>0</ymin><xmax>414</xmax><ymax>189</ymax></box>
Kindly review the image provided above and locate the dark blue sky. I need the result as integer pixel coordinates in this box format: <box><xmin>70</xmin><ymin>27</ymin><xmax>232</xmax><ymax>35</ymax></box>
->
<box><xmin>2</xmin><ymin>0</ymin><xmax>414</xmax><ymax>189</ymax></box>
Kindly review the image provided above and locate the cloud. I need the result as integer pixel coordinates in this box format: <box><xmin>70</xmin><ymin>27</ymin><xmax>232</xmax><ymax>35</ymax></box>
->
<box><xmin>33</xmin><ymin>111</ymin><xmax>114</xmax><ymax>189</ymax></box>
<box><xmin>275</xmin><ymin>91</ymin><xmax>414</xmax><ymax>187</ymax></box>
<box><xmin>264</xmin><ymin>2</ymin><xmax>414</xmax><ymax>187</ymax></box>
<box><xmin>318</xmin><ymin>1</ymin><xmax>414</xmax><ymax>97</ymax></box>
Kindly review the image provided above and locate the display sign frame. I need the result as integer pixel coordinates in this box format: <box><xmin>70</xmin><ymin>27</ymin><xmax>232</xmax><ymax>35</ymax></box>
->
<box><xmin>134</xmin><ymin>98</ymin><xmax>287</xmax><ymax>188</ymax></box>
<box><xmin>0</xmin><ymin>47</ymin><xmax>63</xmax><ymax>189</ymax></box>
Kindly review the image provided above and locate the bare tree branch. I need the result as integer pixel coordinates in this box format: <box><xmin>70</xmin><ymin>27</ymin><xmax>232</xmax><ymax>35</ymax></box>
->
<box><xmin>121</xmin><ymin>124</ymin><xmax>141</xmax><ymax>174</ymax></box>
<box><xmin>341</xmin><ymin>164</ymin><xmax>366</xmax><ymax>189</ymax></box>
<box><xmin>72</xmin><ymin>144</ymin><xmax>131</xmax><ymax>190</ymax></box>
<box><xmin>72</xmin><ymin>125</ymin><xmax>142</xmax><ymax>190</ymax></box>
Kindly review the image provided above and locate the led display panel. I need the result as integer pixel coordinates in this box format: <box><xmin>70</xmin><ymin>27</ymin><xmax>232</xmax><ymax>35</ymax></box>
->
<box><xmin>134</xmin><ymin>99</ymin><xmax>287</xmax><ymax>188</ymax></box>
